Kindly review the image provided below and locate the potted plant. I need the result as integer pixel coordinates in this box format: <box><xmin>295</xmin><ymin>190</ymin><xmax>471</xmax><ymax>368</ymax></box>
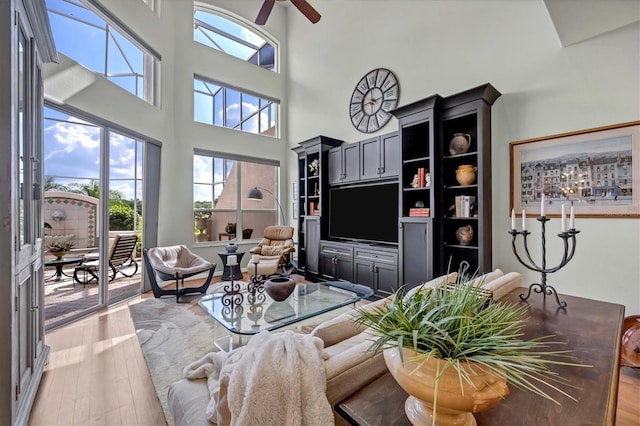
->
<box><xmin>44</xmin><ymin>235</ymin><xmax>75</xmax><ymax>259</ymax></box>
<box><xmin>355</xmin><ymin>272</ymin><xmax>587</xmax><ymax>426</ymax></box>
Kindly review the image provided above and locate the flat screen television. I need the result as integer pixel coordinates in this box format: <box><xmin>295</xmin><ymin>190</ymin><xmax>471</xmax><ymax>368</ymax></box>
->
<box><xmin>328</xmin><ymin>182</ymin><xmax>399</xmax><ymax>244</ymax></box>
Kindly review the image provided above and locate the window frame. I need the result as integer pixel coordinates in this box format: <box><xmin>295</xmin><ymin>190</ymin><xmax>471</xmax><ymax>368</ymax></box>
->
<box><xmin>193</xmin><ymin>150</ymin><xmax>281</xmax><ymax>245</ymax></box>
<box><xmin>193</xmin><ymin>4</ymin><xmax>278</xmax><ymax>73</ymax></box>
<box><xmin>46</xmin><ymin>0</ymin><xmax>161</xmax><ymax>106</ymax></box>
<box><xmin>194</xmin><ymin>74</ymin><xmax>279</xmax><ymax>137</ymax></box>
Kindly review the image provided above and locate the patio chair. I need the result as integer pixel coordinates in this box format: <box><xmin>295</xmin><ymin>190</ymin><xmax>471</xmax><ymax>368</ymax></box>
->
<box><xmin>73</xmin><ymin>234</ymin><xmax>139</xmax><ymax>286</ymax></box>
<box><xmin>143</xmin><ymin>245</ymin><xmax>215</xmax><ymax>303</ymax></box>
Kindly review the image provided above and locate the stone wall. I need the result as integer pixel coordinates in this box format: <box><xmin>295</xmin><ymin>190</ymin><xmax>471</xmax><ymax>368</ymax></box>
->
<box><xmin>44</xmin><ymin>191</ymin><xmax>98</xmax><ymax>248</ymax></box>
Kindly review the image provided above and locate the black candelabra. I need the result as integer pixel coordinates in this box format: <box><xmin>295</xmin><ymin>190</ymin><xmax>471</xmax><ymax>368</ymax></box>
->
<box><xmin>509</xmin><ymin>214</ymin><xmax>579</xmax><ymax>309</ymax></box>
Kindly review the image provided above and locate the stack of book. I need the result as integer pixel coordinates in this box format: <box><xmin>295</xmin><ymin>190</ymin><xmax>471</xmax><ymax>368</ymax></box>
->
<box><xmin>409</xmin><ymin>207</ymin><xmax>430</xmax><ymax>217</ymax></box>
<box><xmin>417</xmin><ymin>167</ymin><xmax>428</xmax><ymax>188</ymax></box>
<box><xmin>454</xmin><ymin>195</ymin><xmax>476</xmax><ymax>217</ymax></box>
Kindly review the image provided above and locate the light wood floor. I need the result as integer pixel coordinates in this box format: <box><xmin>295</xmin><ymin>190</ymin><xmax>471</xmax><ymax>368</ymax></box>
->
<box><xmin>30</xmin><ymin>287</ymin><xmax>640</xmax><ymax>425</ymax></box>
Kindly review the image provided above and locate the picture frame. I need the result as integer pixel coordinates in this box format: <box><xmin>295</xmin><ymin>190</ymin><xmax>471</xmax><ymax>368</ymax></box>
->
<box><xmin>510</xmin><ymin>121</ymin><xmax>640</xmax><ymax>218</ymax></box>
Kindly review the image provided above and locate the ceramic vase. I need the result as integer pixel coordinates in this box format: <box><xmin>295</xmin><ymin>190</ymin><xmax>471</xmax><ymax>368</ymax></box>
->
<box><xmin>455</xmin><ymin>165</ymin><xmax>477</xmax><ymax>186</ymax></box>
<box><xmin>264</xmin><ymin>276</ymin><xmax>296</xmax><ymax>301</ymax></box>
<box><xmin>449</xmin><ymin>133</ymin><xmax>471</xmax><ymax>156</ymax></box>
<box><xmin>384</xmin><ymin>348</ymin><xmax>509</xmax><ymax>426</ymax></box>
<box><xmin>225</xmin><ymin>242</ymin><xmax>238</xmax><ymax>252</ymax></box>
<box><xmin>455</xmin><ymin>225</ymin><xmax>474</xmax><ymax>246</ymax></box>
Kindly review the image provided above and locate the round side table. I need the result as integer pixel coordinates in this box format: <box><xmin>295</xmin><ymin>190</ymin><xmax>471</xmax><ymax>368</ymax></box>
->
<box><xmin>218</xmin><ymin>250</ymin><xmax>245</xmax><ymax>281</ymax></box>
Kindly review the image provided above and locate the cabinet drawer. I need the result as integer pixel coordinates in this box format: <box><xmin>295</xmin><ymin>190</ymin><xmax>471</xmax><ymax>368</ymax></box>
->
<box><xmin>354</xmin><ymin>248</ymin><xmax>398</xmax><ymax>265</ymax></box>
<box><xmin>320</xmin><ymin>242</ymin><xmax>353</xmax><ymax>258</ymax></box>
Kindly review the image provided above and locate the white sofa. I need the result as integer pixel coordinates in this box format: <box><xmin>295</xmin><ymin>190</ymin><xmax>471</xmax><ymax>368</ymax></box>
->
<box><xmin>167</xmin><ymin>269</ymin><xmax>522</xmax><ymax>425</ymax></box>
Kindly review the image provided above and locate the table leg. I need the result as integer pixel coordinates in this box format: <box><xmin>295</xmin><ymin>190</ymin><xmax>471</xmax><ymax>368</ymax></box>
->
<box><xmin>53</xmin><ymin>265</ymin><xmax>63</xmax><ymax>281</ymax></box>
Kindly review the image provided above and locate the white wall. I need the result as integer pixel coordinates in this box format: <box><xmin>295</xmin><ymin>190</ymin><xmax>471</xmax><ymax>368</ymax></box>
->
<box><xmin>285</xmin><ymin>0</ymin><xmax>640</xmax><ymax>314</ymax></box>
<box><xmin>43</xmin><ymin>0</ymin><xmax>289</xmax><ymax>268</ymax></box>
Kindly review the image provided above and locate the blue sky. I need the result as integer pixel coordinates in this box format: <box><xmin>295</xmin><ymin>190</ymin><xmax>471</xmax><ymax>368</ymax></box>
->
<box><xmin>45</xmin><ymin>0</ymin><xmax>272</xmax><ymax>202</ymax></box>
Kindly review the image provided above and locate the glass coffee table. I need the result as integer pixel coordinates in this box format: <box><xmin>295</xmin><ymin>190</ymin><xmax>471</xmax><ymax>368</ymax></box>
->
<box><xmin>199</xmin><ymin>280</ymin><xmax>373</xmax><ymax>350</ymax></box>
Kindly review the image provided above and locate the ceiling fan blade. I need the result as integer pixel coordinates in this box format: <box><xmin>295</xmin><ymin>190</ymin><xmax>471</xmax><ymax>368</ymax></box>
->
<box><xmin>290</xmin><ymin>0</ymin><xmax>321</xmax><ymax>24</ymax></box>
<box><xmin>255</xmin><ymin>0</ymin><xmax>276</xmax><ymax>25</ymax></box>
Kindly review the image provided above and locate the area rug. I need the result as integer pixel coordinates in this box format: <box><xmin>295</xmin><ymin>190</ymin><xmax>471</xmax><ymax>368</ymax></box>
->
<box><xmin>128</xmin><ymin>279</ymin><xmax>363</xmax><ymax>425</ymax></box>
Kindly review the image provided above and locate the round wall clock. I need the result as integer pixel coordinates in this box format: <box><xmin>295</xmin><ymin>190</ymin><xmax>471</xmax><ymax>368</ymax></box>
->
<box><xmin>349</xmin><ymin>68</ymin><xmax>399</xmax><ymax>133</ymax></box>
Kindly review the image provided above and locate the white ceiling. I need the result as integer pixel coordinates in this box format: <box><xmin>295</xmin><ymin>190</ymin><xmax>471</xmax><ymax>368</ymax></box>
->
<box><xmin>544</xmin><ymin>0</ymin><xmax>640</xmax><ymax>46</ymax></box>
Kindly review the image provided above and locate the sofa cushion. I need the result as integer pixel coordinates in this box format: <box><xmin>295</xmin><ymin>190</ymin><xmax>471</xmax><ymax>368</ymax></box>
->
<box><xmin>167</xmin><ymin>378</ymin><xmax>212</xmax><ymax>426</ymax></box>
<box><xmin>483</xmin><ymin>272</ymin><xmax>522</xmax><ymax>300</ymax></box>
<box><xmin>311</xmin><ymin>297</ymin><xmax>390</xmax><ymax>348</ymax></box>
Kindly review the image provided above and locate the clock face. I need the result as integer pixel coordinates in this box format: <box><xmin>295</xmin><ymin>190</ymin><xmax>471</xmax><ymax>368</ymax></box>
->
<box><xmin>349</xmin><ymin>68</ymin><xmax>399</xmax><ymax>133</ymax></box>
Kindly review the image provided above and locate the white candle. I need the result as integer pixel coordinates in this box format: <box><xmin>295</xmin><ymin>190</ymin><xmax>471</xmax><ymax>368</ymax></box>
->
<box><xmin>226</xmin><ymin>255</ymin><xmax>237</xmax><ymax>266</ymax></box>
<box><xmin>561</xmin><ymin>204</ymin><xmax>566</xmax><ymax>232</ymax></box>
<box><xmin>251</xmin><ymin>254</ymin><xmax>261</xmax><ymax>264</ymax></box>
<box><xmin>522</xmin><ymin>210</ymin><xmax>527</xmax><ymax>231</ymax></box>
<box><xmin>511</xmin><ymin>208</ymin><xmax>516</xmax><ymax>230</ymax></box>
<box><xmin>540</xmin><ymin>193</ymin><xmax>545</xmax><ymax>217</ymax></box>
<box><xmin>570</xmin><ymin>206</ymin><xmax>575</xmax><ymax>229</ymax></box>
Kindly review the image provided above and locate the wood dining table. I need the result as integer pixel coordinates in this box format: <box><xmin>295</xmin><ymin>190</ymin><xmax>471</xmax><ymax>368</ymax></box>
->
<box><xmin>336</xmin><ymin>287</ymin><xmax>625</xmax><ymax>426</ymax></box>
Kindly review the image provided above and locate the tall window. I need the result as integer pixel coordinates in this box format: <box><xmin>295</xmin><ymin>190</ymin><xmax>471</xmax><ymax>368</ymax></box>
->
<box><xmin>193</xmin><ymin>152</ymin><xmax>279</xmax><ymax>243</ymax></box>
<box><xmin>194</xmin><ymin>7</ymin><xmax>277</xmax><ymax>72</ymax></box>
<box><xmin>44</xmin><ymin>106</ymin><xmax>144</xmax><ymax>235</ymax></box>
<box><xmin>46</xmin><ymin>0</ymin><xmax>160</xmax><ymax>105</ymax></box>
<box><xmin>194</xmin><ymin>76</ymin><xmax>278</xmax><ymax>137</ymax></box>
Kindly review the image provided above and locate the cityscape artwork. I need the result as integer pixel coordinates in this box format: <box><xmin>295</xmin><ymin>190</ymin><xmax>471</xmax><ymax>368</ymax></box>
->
<box><xmin>510</xmin><ymin>122</ymin><xmax>640</xmax><ymax>218</ymax></box>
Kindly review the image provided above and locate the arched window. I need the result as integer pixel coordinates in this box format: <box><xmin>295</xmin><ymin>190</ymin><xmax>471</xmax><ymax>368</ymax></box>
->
<box><xmin>193</xmin><ymin>7</ymin><xmax>277</xmax><ymax>72</ymax></box>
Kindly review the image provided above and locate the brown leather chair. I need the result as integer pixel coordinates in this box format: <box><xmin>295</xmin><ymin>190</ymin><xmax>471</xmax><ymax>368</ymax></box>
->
<box><xmin>249</xmin><ymin>225</ymin><xmax>295</xmax><ymax>270</ymax></box>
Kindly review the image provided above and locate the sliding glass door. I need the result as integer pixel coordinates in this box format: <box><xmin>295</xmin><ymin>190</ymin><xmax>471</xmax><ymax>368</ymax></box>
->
<box><xmin>43</xmin><ymin>106</ymin><xmax>146</xmax><ymax>328</ymax></box>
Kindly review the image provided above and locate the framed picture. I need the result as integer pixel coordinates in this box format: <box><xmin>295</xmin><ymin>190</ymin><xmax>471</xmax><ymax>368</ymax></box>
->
<box><xmin>510</xmin><ymin>121</ymin><xmax>640</xmax><ymax>218</ymax></box>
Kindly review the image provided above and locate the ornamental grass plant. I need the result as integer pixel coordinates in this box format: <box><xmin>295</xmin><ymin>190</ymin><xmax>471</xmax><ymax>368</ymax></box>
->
<box><xmin>354</xmin><ymin>271</ymin><xmax>590</xmax><ymax>407</ymax></box>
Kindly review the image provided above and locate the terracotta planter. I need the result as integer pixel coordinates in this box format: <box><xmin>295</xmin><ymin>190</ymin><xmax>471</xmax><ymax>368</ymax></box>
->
<box><xmin>384</xmin><ymin>348</ymin><xmax>508</xmax><ymax>426</ymax></box>
<box><xmin>455</xmin><ymin>165</ymin><xmax>477</xmax><ymax>186</ymax></box>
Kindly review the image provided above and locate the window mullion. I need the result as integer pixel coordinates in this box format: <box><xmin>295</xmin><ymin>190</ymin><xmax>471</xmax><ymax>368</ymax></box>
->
<box><xmin>236</xmin><ymin>163</ymin><xmax>242</xmax><ymax>239</ymax></box>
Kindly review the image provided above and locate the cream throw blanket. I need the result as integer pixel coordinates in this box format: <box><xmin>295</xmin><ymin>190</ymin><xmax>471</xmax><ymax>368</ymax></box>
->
<box><xmin>183</xmin><ymin>330</ymin><xmax>334</xmax><ymax>426</ymax></box>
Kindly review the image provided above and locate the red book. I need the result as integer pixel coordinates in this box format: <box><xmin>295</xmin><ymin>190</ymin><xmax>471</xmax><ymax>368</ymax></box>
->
<box><xmin>419</xmin><ymin>168</ymin><xmax>428</xmax><ymax>187</ymax></box>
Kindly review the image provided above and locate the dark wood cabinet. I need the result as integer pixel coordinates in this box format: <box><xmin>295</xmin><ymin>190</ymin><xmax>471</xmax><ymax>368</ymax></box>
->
<box><xmin>392</xmin><ymin>84</ymin><xmax>500</xmax><ymax>285</ymax></box>
<box><xmin>399</xmin><ymin>219</ymin><xmax>433</xmax><ymax>288</ymax></box>
<box><xmin>328</xmin><ymin>143</ymin><xmax>360</xmax><ymax>185</ymax></box>
<box><xmin>319</xmin><ymin>241</ymin><xmax>354</xmax><ymax>282</ymax></box>
<box><xmin>360</xmin><ymin>132</ymin><xmax>400</xmax><ymax>181</ymax></box>
<box><xmin>353</xmin><ymin>246</ymin><xmax>399</xmax><ymax>297</ymax></box>
<box><xmin>391</xmin><ymin>95</ymin><xmax>440</xmax><ymax>288</ymax></box>
<box><xmin>305</xmin><ymin>217</ymin><xmax>321</xmax><ymax>275</ymax></box>
<box><xmin>292</xmin><ymin>136</ymin><xmax>343</xmax><ymax>278</ymax></box>
<box><xmin>437</xmin><ymin>84</ymin><xmax>500</xmax><ymax>276</ymax></box>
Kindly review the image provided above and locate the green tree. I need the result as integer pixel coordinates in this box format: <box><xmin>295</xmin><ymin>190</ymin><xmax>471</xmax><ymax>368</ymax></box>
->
<box><xmin>109</xmin><ymin>203</ymin><xmax>141</xmax><ymax>231</ymax></box>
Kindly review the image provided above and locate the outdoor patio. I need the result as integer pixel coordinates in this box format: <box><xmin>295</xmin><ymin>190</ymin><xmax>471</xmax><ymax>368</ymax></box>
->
<box><xmin>44</xmin><ymin>258</ymin><xmax>142</xmax><ymax>328</ymax></box>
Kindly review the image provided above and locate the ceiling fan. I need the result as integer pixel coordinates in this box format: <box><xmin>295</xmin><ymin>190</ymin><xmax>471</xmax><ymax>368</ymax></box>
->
<box><xmin>255</xmin><ymin>0</ymin><xmax>321</xmax><ymax>25</ymax></box>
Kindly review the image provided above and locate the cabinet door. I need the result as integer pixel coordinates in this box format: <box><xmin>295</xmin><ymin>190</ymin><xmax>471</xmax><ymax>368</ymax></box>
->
<box><xmin>336</xmin><ymin>256</ymin><xmax>354</xmax><ymax>282</ymax></box>
<box><xmin>354</xmin><ymin>260</ymin><xmax>375</xmax><ymax>290</ymax></box>
<box><xmin>359</xmin><ymin>137</ymin><xmax>380</xmax><ymax>180</ymax></box>
<box><xmin>342</xmin><ymin>143</ymin><xmax>361</xmax><ymax>183</ymax></box>
<box><xmin>319</xmin><ymin>253</ymin><xmax>336</xmax><ymax>279</ymax></box>
<box><xmin>379</xmin><ymin>132</ymin><xmax>400</xmax><ymax>178</ymax></box>
<box><xmin>400</xmin><ymin>220</ymin><xmax>432</xmax><ymax>288</ymax></box>
<box><xmin>327</xmin><ymin>147</ymin><xmax>343</xmax><ymax>185</ymax></box>
<box><xmin>305</xmin><ymin>218</ymin><xmax>321</xmax><ymax>275</ymax></box>
<box><xmin>376</xmin><ymin>263</ymin><xmax>398</xmax><ymax>297</ymax></box>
